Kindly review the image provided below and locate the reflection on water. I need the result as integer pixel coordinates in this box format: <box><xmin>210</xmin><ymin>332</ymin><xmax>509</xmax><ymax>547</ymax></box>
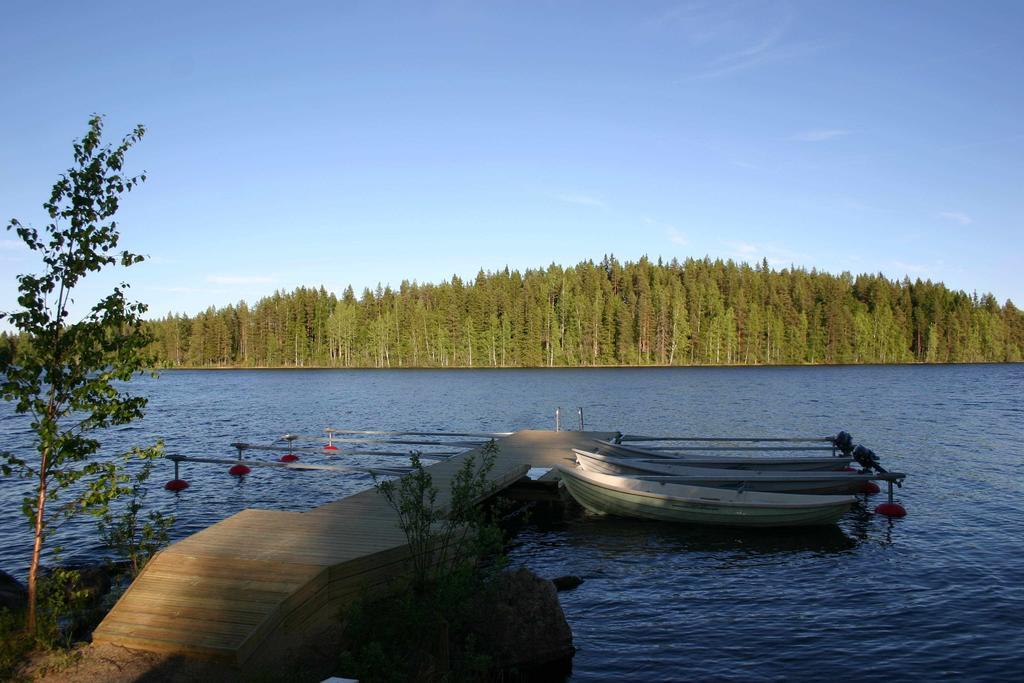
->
<box><xmin>529</xmin><ymin>511</ymin><xmax>859</xmax><ymax>559</ymax></box>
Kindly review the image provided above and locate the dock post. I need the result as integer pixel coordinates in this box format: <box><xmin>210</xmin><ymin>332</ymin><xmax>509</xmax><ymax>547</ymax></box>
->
<box><xmin>555</xmin><ymin>407</ymin><xmax>561</xmax><ymax>432</ymax></box>
<box><xmin>163</xmin><ymin>455</ymin><xmax>190</xmax><ymax>491</ymax></box>
<box><xmin>228</xmin><ymin>444</ymin><xmax>252</xmax><ymax>476</ymax></box>
<box><xmin>578</xmin><ymin>407</ymin><xmax>584</xmax><ymax>431</ymax></box>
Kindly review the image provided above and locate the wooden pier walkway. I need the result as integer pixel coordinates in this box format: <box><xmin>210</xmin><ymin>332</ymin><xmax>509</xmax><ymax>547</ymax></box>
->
<box><xmin>91</xmin><ymin>430</ymin><xmax>616</xmax><ymax>667</ymax></box>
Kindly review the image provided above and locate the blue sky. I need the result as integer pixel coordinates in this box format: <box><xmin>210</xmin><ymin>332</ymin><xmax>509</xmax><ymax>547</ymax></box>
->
<box><xmin>2</xmin><ymin>0</ymin><xmax>1022</xmax><ymax>319</ymax></box>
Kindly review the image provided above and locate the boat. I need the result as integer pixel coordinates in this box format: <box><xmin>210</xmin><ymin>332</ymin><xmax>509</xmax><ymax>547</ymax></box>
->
<box><xmin>555</xmin><ymin>464</ymin><xmax>856</xmax><ymax>527</ymax></box>
<box><xmin>574</xmin><ymin>449</ymin><xmax>904</xmax><ymax>495</ymax></box>
<box><xmin>592</xmin><ymin>440</ymin><xmax>853</xmax><ymax>471</ymax></box>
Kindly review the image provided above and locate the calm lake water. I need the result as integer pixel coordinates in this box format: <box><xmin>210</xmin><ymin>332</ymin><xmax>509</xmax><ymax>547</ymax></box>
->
<box><xmin>2</xmin><ymin>365</ymin><xmax>1023</xmax><ymax>680</ymax></box>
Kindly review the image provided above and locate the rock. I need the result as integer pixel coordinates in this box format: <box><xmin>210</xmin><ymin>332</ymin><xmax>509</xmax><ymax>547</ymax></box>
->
<box><xmin>41</xmin><ymin>561</ymin><xmax>125</xmax><ymax>605</ymax></box>
<box><xmin>39</xmin><ymin>561</ymin><xmax>131</xmax><ymax>639</ymax></box>
<box><xmin>551</xmin><ymin>575</ymin><xmax>583</xmax><ymax>592</ymax></box>
<box><xmin>0</xmin><ymin>569</ymin><xmax>27</xmax><ymax>612</ymax></box>
<box><xmin>465</xmin><ymin>567</ymin><xmax>574</xmax><ymax>678</ymax></box>
<box><xmin>63</xmin><ymin>563</ymin><xmax>113</xmax><ymax>602</ymax></box>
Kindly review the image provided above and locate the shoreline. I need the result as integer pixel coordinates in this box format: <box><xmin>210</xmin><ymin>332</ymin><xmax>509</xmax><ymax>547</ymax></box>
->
<box><xmin>148</xmin><ymin>360</ymin><xmax>1022</xmax><ymax>371</ymax></box>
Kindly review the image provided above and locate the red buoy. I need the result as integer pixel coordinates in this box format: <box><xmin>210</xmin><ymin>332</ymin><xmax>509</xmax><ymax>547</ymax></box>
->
<box><xmin>165</xmin><ymin>479</ymin><xmax>189</xmax><ymax>492</ymax></box>
<box><xmin>229</xmin><ymin>463</ymin><xmax>251</xmax><ymax>476</ymax></box>
<box><xmin>875</xmin><ymin>502</ymin><xmax>907</xmax><ymax>518</ymax></box>
<box><xmin>843</xmin><ymin>466</ymin><xmax>858</xmax><ymax>472</ymax></box>
<box><xmin>863</xmin><ymin>481</ymin><xmax>881</xmax><ymax>495</ymax></box>
<box><xmin>323</xmin><ymin>444</ymin><xmax>339</xmax><ymax>452</ymax></box>
<box><xmin>280</xmin><ymin>454</ymin><xmax>299</xmax><ymax>463</ymax></box>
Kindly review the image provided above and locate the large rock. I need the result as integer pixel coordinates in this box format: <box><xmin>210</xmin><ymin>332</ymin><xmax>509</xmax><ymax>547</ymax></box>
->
<box><xmin>0</xmin><ymin>569</ymin><xmax>27</xmax><ymax>612</ymax></box>
<box><xmin>54</xmin><ymin>562</ymin><xmax>114</xmax><ymax>602</ymax></box>
<box><xmin>39</xmin><ymin>562</ymin><xmax>130</xmax><ymax>639</ymax></box>
<box><xmin>466</xmin><ymin>567</ymin><xmax>574</xmax><ymax>677</ymax></box>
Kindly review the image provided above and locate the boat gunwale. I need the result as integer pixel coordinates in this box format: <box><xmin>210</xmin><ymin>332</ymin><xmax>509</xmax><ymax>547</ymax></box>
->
<box><xmin>555</xmin><ymin>464</ymin><xmax>857</xmax><ymax>510</ymax></box>
<box><xmin>592</xmin><ymin>440</ymin><xmax>853</xmax><ymax>467</ymax></box>
<box><xmin>573</xmin><ymin>449</ymin><xmax>905</xmax><ymax>483</ymax></box>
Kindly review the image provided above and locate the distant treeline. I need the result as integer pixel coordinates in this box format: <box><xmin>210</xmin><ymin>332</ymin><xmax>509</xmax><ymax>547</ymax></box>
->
<box><xmin>3</xmin><ymin>256</ymin><xmax>1022</xmax><ymax>368</ymax></box>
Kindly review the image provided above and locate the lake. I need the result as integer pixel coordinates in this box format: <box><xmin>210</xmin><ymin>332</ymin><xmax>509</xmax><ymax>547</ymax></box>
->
<box><xmin>2</xmin><ymin>365</ymin><xmax>1023</xmax><ymax>680</ymax></box>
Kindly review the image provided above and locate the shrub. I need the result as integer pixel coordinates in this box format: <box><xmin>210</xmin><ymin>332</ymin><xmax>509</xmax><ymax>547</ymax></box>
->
<box><xmin>339</xmin><ymin>440</ymin><xmax>509</xmax><ymax>681</ymax></box>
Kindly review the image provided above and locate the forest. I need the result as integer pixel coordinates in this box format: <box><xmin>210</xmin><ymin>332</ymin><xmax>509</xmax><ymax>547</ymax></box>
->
<box><xmin>4</xmin><ymin>256</ymin><xmax>1022</xmax><ymax>368</ymax></box>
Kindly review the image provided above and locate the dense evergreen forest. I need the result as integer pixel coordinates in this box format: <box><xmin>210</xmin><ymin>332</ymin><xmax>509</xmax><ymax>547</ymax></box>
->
<box><xmin>4</xmin><ymin>256</ymin><xmax>1022</xmax><ymax>368</ymax></box>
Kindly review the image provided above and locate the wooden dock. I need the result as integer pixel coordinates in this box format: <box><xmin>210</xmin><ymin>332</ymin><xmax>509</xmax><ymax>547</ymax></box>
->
<box><xmin>91</xmin><ymin>430</ymin><xmax>617</xmax><ymax>667</ymax></box>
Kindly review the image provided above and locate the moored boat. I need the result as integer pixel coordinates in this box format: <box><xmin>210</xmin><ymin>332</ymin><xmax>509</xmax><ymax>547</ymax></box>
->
<box><xmin>555</xmin><ymin>464</ymin><xmax>856</xmax><ymax>527</ymax></box>
<box><xmin>574</xmin><ymin>449</ymin><xmax>904</xmax><ymax>494</ymax></box>
<box><xmin>593</xmin><ymin>440</ymin><xmax>853</xmax><ymax>471</ymax></box>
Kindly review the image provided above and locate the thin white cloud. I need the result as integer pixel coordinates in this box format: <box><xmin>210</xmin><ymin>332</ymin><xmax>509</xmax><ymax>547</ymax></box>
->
<box><xmin>722</xmin><ymin>240</ymin><xmax>813</xmax><ymax>268</ymax></box>
<box><xmin>644</xmin><ymin>216</ymin><xmax>688</xmax><ymax>246</ymax></box>
<box><xmin>704</xmin><ymin>23</ymin><xmax>787</xmax><ymax>70</ymax></box>
<box><xmin>663</xmin><ymin>1</ymin><xmax>819</xmax><ymax>81</ymax></box>
<box><xmin>554</xmin><ymin>193</ymin><xmax>607</xmax><ymax>210</ymax></box>
<box><xmin>0</xmin><ymin>239</ymin><xmax>28</xmax><ymax>251</ymax></box>
<box><xmin>792</xmin><ymin>129</ymin><xmax>851</xmax><ymax>142</ymax></box>
<box><xmin>667</xmin><ymin>228</ymin><xmax>689</xmax><ymax>246</ymax></box>
<box><xmin>936</xmin><ymin>211</ymin><xmax>973</xmax><ymax>226</ymax></box>
<box><xmin>688</xmin><ymin>37</ymin><xmax>806</xmax><ymax>81</ymax></box>
<box><xmin>648</xmin><ymin>2</ymin><xmax>741</xmax><ymax>44</ymax></box>
<box><xmin>206</xmin><ymin>274</ymin><xmax>275</xmax><ymax>285</ymax></box>
<box><xmin>889</xmin><ymin>261</ymin><xmax>930</xmax><ymax>276</ymax></box>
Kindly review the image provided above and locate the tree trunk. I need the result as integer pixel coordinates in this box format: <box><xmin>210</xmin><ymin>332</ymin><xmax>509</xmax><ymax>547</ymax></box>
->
<box><xmin>27</xmin><ymin>450</ymin><xmax>49</xmax><ymax>632</ymax></box>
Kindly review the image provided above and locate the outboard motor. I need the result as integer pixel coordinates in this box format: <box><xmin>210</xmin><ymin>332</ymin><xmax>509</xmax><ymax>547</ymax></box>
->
<box><xmin>852</xmin><ymin>444</ymin><xmax>888</xmax><ymax>474</ymax></box>
<box><xmin>832</xmin><ymin>431</ymin><xmax>855</xmax><ymax>457</ymax></box>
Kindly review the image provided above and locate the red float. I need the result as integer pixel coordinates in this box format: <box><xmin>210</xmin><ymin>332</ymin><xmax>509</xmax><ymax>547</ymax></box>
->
<box><xmin>843</xmin><ymin>466</ymin><xmax>858</xmax><ymax>472</ymax></box>
<box><xmin>280</xmin><ymin>454</ymin><xmax>299</xmax><ymax>463</ymax></box>
<box><xmin>875</xmin><ymin>502</ymin><xmax>907</xmax><ymax>518</ymax></box>
<box><xmin>863</xmin><ymin>481</ymin><xmax>881</xmax><ymax>495</ymax></box>
<box><xmin>323</xmin><ymin>444</ymin><xmax>339</xmax><ymax>452</ymax></box>
<box><xmin>229</xmin><ymin>463</ymin><xmax>251</xmax><ymax>476</ymax></box>
<box><xmin>165</xmin><ymin>479</ymin><xmax>189</xmax><ymax>491</ymax></box>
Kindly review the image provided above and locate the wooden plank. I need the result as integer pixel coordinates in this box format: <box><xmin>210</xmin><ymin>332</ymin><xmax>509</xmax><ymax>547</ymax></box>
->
<box><xmin>235</xmin><ymin>567</ymin><xmax>330</xmax><ymax>663</ymax></box>
<box><xmin>110</xmin><ymin>587</ymin><xmax>284</xmax><ymax>611</ymax></box>
<box><xmin>93</xmin><ymin>622</ymin><xmax>240</xmax><ymax>659</ymax></box>
<box><xmin>141</xmin><ymin>556</ymin><xmax>325</xmax><ymax>582</ymax></box>
<box><xmin>98</xmin><ymin>610</ymin><xmax>257</xmax><ymax>640</ymax></box>
<box><xmin>102</xmin><ymin>595</ymin><xmax>274</xmax><ymax>623</ymax></box>
<box><xmin>127</xmin><ymin>574</ymin><xmax>305</xmax><ymax>595</ymax></box>
<box><xmin>164</xmin><ymin>544</ymin><xmax>396</xmax><ymax>563</ymax></box>
<box><xmin>280</xmin><ymin>582</ymin><xmax>330</xmax><ymax>631</ymax></box>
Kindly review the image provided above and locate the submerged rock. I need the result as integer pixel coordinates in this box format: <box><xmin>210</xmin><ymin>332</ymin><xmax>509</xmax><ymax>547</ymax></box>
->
<box><xmin>551</xmin><ymin>575</ymin><xmax>584</xmax><ymax>592</ymax></box>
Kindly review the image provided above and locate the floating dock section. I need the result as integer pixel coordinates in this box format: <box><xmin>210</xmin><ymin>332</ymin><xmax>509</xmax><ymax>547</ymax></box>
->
<box><xmin>92</xmin><ymin>430</ymin><xmax>616</xmax><ymax>666</ymax></box>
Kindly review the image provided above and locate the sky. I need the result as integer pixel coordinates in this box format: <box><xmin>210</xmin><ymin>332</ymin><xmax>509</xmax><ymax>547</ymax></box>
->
<box><xmin>1</xmin><ymin>0</ymin><xmax>1022</xmax><ymax>320</ymax></box>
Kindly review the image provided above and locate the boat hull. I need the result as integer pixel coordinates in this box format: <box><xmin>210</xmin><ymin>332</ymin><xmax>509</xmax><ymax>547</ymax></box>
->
<box><xmin>556</xmin><ymin>465</ymin><xmax>855</xmax><ymax>528</ymax></box>
<box><xmin>574</xmin><ymin>450</ymin><xmax>867</xmax><ymax>494</ymax></box>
